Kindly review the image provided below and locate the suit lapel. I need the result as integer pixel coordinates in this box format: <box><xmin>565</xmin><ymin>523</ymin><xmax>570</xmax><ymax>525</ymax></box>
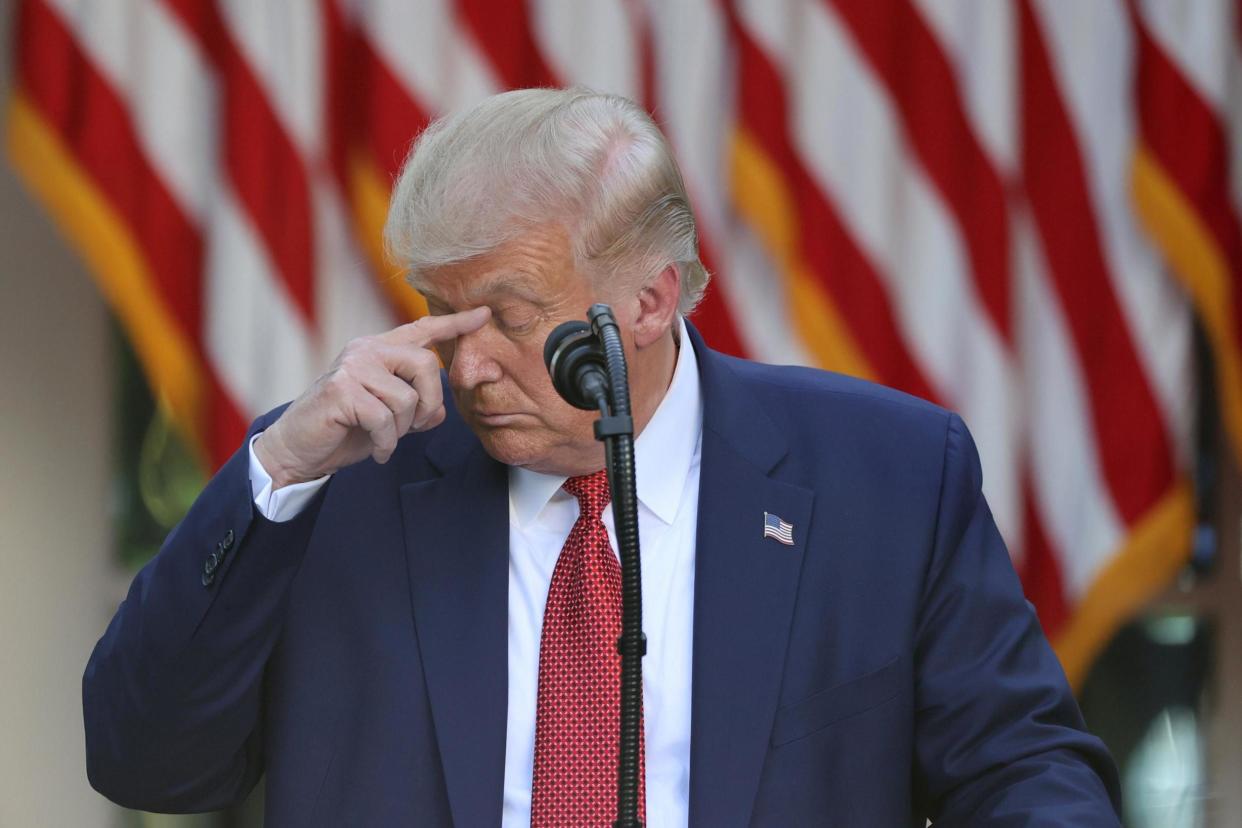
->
<box><xmin>687</xmin><ymin>333</ymin><xmax>815</xmax><ymax>827</ymax></box>
<box><xmin>401</xmin><ymin>420</ymin><xmax>509</xmax><ymax>828</ymax></box>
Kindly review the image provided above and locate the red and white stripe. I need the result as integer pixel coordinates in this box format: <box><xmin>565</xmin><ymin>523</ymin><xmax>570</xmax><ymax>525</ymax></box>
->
<box><xmin>14</xmin><ymin>0</ymin><xmax>1238</xmax><ymax>683</ymax></box>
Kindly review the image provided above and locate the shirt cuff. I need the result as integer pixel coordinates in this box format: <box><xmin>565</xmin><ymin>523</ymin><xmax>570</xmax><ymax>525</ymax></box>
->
<box><xmin>249</xmin><ymin>433</ymin><xmax>331</xmax><ymax>522</ymax></box>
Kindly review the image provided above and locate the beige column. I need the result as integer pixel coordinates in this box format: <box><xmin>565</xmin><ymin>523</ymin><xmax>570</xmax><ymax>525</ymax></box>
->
<box><xmin>0</xmin><ymin>5</ymin><xmax>125</xmax><ymax>823</ymax></box>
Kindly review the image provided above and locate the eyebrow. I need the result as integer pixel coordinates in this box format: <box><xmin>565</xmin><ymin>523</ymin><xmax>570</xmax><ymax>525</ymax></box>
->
<box><xmin>424</xmin><ymin>273</ymin><xmax>547</xmax><ymax>309</ymax></box>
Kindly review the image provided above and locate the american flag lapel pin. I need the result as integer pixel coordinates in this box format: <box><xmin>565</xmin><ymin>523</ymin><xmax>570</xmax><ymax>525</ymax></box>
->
<box><xmin>763</xmin><ymin>512</ymin><xmax>795</xmax><ymax>546</ymax></box>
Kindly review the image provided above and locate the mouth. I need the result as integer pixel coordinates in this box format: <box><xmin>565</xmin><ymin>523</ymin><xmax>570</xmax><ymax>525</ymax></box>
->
<box><xmin>471</xmin><ymin>411</ymin><xmax>529</xmax><ymax>427</ymax></box>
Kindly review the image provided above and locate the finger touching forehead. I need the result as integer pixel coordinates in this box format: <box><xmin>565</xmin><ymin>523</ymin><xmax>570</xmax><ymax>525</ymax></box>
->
<box><xmin>379</xmin><ymin>306</ymin><xmax>492</xmax><ymax>349</ymax></box>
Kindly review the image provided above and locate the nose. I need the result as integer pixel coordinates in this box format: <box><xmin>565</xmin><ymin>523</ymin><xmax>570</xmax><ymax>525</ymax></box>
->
<box><xmin>447</xmin><ymin>325</ymin><xmax>503</xmax><ymax>390</ymax></box>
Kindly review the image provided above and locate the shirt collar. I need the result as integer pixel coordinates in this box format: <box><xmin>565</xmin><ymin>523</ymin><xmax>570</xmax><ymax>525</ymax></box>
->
<box><xmin>509</xmin><ymin>317</ymin><xmax>703</xmax><ymax>527</ymax></box>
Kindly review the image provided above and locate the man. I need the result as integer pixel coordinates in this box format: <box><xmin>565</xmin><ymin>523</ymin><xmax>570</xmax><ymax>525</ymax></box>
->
<box><xmin>84</xmin><ymin>88</ymin><xmax>1120</xmax><ymax>826</ymax></box>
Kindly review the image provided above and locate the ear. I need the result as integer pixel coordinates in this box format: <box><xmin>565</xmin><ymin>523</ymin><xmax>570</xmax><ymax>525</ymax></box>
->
<box><xmin>631</xmin><ymin>264</ymin><xmax>681</xmax><ymax>349</ymax></box>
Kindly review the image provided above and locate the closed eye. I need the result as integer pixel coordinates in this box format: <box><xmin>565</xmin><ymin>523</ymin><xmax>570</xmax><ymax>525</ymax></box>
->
<box><xmin>495</xmin><ymin>306</ymin><xmax>539</xmax><ymax>334</ymax></box>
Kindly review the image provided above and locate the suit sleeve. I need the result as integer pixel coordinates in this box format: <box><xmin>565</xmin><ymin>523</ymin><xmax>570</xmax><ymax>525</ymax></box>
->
<box><xmin>913</xmin><ymin>413</ymin><xmax>1122</xmax><ymax>825</ymax></box>
<box><xmin>83</xmin><ymin>408</ymin><xmax>324</xmax><ymax>813</ymax></box>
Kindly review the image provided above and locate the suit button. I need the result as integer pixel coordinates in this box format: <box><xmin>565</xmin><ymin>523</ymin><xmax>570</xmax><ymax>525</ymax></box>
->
<box><xmin>204</xmin><ymin>550</ymin><xmax>220</xmax><ymax>575</ymax></box>
<box><xmin>201</xmin><ymin>570</ymin><xmax>215</xmax><ymax>588</ymax></box>
<box><xmin>221</xmin><ymin>529</ymin><xmax>235</xmax><ymax>551</ymax></box>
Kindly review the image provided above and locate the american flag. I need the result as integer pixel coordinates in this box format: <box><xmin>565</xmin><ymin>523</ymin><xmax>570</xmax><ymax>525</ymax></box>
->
<box><xmin>8</xmin><ymin>0</ymin><xmax>1241</xmax><ymax>688</ymax></box>
<box><xmin>763</xmin><ymin>512</ymin><xmax>795</xmax><ymax>546</ymax></box>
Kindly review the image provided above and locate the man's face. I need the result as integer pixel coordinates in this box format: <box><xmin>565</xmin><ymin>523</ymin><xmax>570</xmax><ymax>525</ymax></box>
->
<box><xmin>419</xmin><ymin>224</ymin><xmax>615</xmax><ymax>474</ymax></box>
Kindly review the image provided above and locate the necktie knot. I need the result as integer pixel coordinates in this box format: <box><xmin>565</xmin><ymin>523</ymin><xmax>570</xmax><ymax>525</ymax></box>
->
<box><xmin>562</xmin><ymin>469</ymin><xmax>611</xmax><ymax>522</ymax></box>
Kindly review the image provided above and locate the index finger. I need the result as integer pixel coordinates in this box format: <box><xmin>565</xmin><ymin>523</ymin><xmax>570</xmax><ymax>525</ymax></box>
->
<box><xmin>383</xmin><ymin>306</ymin><xmax>491</xmax><ymax>348</ymax></box>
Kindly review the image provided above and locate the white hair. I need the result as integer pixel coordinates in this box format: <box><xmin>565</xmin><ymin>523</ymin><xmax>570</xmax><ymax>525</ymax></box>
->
<box><xmin>383</xmin><ymin>87</ymin><xmax>709</xmax><ymax>314</ymax></box>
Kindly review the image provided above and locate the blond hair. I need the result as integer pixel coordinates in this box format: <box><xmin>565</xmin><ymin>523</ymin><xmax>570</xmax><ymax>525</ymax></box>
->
<box><xmin>383</xmin><ymin>87</ymin><xmax>709</xmax><ymax>313</ymax></box>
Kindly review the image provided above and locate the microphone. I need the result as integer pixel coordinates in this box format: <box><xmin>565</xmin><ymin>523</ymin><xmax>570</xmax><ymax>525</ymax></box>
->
<box><xmin>543</xmin><ymin>320</ymin><xmax>609</xmax><ymax>410</ymax></box>
<box><xmin>543</xmin><ymin>308</ymin><xmax>645</xmax><ymax>827</ymax></box>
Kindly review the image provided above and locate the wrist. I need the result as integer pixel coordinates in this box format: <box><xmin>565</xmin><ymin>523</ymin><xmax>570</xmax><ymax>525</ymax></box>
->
<box><xmin>254</xmin><ymin>429</ymin><xmax>305</xmax><ymax>490</ymax></box>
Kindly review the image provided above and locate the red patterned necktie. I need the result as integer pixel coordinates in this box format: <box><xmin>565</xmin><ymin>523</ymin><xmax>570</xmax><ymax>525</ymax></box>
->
<box><xmin>531</xmin><ymin>469</ymin><xmax>646</xmax><ymax>827</ymax></box>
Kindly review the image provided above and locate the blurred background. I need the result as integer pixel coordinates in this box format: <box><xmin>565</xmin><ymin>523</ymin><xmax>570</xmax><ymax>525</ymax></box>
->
<box><xmin>1</xmin><ymin>0</ymin><xmax>1239</xmax><ymax>825</ymax></box>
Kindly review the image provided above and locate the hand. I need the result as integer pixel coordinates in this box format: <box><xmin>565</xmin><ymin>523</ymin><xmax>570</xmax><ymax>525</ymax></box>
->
<box><xmin>254</xmin><ymin>307</ymin><xmax>491</xmax><ymax>488</ymax></box>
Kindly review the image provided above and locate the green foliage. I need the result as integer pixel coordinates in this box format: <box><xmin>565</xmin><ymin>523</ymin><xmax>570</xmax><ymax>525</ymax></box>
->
<box><xmin>111</xmin><ymin>322</ymin><xmax>205</xmax><ymax>570</ymax></box>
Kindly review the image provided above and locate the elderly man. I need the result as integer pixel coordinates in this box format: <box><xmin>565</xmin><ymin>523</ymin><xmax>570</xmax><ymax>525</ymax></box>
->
<box><xmin>84</xmin><ymin>88</ymin><xmax>1120</xmax><ymax>826</ymax></box>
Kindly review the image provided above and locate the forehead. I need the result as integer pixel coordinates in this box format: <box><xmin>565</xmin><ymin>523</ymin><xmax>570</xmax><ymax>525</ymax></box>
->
<box><xmin>419</xmin><ymin>225</ymin><xmax>578</xmax><ymax>305</ymax></box>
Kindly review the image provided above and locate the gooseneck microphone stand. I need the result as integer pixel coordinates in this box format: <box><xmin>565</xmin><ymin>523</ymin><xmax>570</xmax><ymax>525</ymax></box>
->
<box><xmin>544</xmin><ymin>304</ymin><xmax>645</xmax><ymax>828</ymax></box>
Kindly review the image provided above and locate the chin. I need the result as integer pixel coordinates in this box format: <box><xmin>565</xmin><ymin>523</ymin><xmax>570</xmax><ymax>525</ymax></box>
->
<box><xmin>472</xmin><ymin>425</ymin><xmax>599</xmax><ymax>474</ymax></box>
<box><xmin>473</xmin><ymin>427</ymin><xmax>547</xmax><ymax>468</ymax></box>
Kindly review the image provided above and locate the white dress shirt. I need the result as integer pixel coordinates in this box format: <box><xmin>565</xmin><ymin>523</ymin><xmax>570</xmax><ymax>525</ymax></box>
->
<box><xmin>248</xmin><ymin>319</ymin><xmax>702</xmax><ymax>827</ymax></box>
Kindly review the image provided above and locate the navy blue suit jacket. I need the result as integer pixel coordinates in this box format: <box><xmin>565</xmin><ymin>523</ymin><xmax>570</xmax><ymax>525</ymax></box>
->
<box><xmin>84</xmin><ymin>327</ymin><xmax>1120</xmax><ymax>825</ymax></box>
